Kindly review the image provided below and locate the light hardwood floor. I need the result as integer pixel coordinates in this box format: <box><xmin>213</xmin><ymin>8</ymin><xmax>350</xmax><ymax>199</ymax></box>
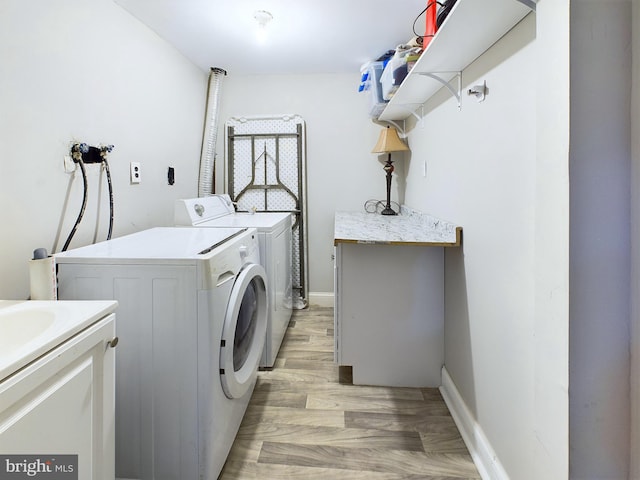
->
<box><xmin>220</xmin><ymin>306</ymin><xmax>480</xmax><ymax>479</ymax></box>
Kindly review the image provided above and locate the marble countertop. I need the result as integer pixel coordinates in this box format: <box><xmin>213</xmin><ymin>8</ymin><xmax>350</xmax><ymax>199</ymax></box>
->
<box><xmin>334</xmin><ymin>207</ymin><xmax>461</xmax><ymax>246</ymax></box>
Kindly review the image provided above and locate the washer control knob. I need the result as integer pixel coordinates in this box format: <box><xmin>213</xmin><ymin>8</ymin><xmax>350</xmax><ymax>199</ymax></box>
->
<box><xmin>239</xmin><ymin>245</ymin><xmax>248</xmax><ymax>257</ymax></box>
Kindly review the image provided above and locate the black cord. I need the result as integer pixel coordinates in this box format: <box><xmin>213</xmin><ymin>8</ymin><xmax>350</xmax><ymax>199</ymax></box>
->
<box><xmin>364</xmin><ymin>199</ymin><xmax>401</xmax><ymax>214</ymax></box>
<box><xmin>61</xmin><ymin>158</ymin><xmax>88</xmax><ymax>252</ymax></box>
<box><xmin>412</xmin><ymin>1</ymin><xmax>443</xmax><ymax>39</ymax></box>
<box><xmin>102</xmin><ymin>158</ymin><xmax>114</xmax><ymax>240</ymax></box>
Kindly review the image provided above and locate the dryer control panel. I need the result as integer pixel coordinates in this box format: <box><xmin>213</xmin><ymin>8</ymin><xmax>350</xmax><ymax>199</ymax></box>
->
<box><xmin>175</xmin><ymin>195</ymin><xmax>235</xmax><ymax>226</ymax></box>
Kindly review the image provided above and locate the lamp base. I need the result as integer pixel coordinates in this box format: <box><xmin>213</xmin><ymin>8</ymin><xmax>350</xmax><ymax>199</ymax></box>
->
<box><xmin>380</xmin><ymin>154</ymin><xmax>397</xmax><ymax>216</ymax></box>
<box><xmin>380</xmin><ymin>206</ymin><xmax>397</xmax><ymax>216</ymax></box>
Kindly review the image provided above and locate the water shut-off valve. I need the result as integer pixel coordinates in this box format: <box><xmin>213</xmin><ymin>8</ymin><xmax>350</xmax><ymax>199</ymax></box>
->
<box><xmin>70</xmin><ymin>142</ymin><xmax>114</xmax><ymax>164</ymax></box>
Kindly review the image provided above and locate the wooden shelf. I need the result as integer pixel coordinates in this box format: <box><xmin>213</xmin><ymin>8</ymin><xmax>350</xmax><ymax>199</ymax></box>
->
<box><xmin>378</xmin><ymin>0</ymin><xmax>535</xmax><ymax>121</ymax></box>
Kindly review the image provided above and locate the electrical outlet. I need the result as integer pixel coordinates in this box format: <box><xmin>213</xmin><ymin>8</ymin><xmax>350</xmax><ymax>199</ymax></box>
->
<box><xmin>130</xmin><ymin>162</ymin><xmax>141</xmax><ymax>184</ymax></box>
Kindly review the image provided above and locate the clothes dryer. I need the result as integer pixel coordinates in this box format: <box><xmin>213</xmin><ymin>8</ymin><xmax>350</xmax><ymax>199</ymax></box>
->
<box><xmin>175</xmin><ymin>195</ymin><xmax>292</xmax><ymax>368</ymax></box>
<box><xmin>55</xmin><ymin>227</ymin><xmax>267</xmax><ymax>480</ymax></box>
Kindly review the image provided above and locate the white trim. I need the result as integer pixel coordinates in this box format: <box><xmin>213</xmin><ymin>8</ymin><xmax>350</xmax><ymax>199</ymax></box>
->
<box><xmin>307</xmin><ymin>291</ymin><xmax>334</xmax><ymax>308</ymax></box>
<box><xmin>439</xmin><ymin>366</ymin><xmax>509</xmax><ymax>480</ymax></box>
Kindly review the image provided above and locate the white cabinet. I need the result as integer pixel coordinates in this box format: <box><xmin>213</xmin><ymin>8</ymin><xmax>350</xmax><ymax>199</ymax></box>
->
<box><xmin>378</xmin><ymin>0</ymin><xmax>535</xmax><ymax>121</ymax></box>
<box><xmin>0</xmin><ymin>314</ymin><xmax>116</xmax><ymax>479</ymax></box>
<box><xmin>334</xmin><ymin>243</ymin><xmax>444</xmax><ymax>387</ymax></box>
<box><xmin>333</xmin><ymin>210</ymin><xmax>461</xmax><ymax>388</ymax></box>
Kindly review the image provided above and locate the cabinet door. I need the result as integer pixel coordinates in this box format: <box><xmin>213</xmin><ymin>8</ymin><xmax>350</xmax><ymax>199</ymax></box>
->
<box><xmin>0</xmin><ymin>314</ymin><xmax>116</xmax><ymax>480</ymax></box>
<box><xmin>336</xmin><ymin>243</ymin><xmax>444</xmax><ymax>387</ymax></box>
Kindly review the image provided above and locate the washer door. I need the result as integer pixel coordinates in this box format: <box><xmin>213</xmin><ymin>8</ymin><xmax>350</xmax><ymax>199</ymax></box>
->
<box><xmin>220</xmin><ymin>263</ymin><xmax>268</xmax><ymax>399</ymax></box>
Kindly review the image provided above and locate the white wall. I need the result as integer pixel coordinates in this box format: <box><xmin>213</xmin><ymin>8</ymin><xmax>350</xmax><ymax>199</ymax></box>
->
<box><xmin>400</xmin><ymin>2</ymin><xmax>632</xmax><ymax>478</ymax></box>
<box><xmin>0</xmin><ymin>0</ymin><xmax>207</xmax><ymax>299</ymax></box>
<box><xmin>534</xmin><ymin>2</ymin><xmax>571</xmax><ymax>478</ymax></box>
<box><xmin>569</xmin><ymin>2</ymin><xmax>631</xmax><ymax>478</ymax></box>
<box><xmin>403</xmin><ymin>13</ymin><xmax>540</xmax><ymax>479</ymax></box>
<box><xmin>216</xmin><ymin>74</ymin><xmax>382</xmax><ymax>296</ymax></box>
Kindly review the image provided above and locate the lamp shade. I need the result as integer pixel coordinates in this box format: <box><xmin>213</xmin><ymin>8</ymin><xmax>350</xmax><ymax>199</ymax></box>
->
<box><xmin>372</xmin><ymin>126</ymin><xmax>409</xmax><ymax>154</ymax></box>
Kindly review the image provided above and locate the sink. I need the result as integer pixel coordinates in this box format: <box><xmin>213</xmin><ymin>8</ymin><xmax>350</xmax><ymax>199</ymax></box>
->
<box><xmin>0</xmin><ymin>300</ymin><xmax>118</xmax><ymax>381</ymax></box>
<box><xmin>0</xmin><ymin>307</ymin><xmax>56</xmax><ymax>355</ymax></box>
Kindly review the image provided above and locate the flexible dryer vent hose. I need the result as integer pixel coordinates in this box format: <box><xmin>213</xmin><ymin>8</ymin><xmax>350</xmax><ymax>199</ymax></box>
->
<box><xmin>198</xmin><ymin>67</ymin><xmax>227</xmax><ymax>196</ymax></box>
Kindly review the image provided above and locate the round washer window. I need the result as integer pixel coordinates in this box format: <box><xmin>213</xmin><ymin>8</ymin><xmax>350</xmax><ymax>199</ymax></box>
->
<box><xmin>219</xmin><ymin>262</ymin><xmax>267</xmax><ymax>400</ymax></box>
<box><xmin>233</xmin><ymin>280</ymin><xmax>259</xmax><ymax>371</ymax></box>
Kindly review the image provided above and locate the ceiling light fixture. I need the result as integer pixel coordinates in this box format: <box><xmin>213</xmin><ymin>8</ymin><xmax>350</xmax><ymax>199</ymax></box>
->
<box><xmin>254</xmin><ymin>10</ymin><xmax>273</xmax><ymax>44</ymax></box>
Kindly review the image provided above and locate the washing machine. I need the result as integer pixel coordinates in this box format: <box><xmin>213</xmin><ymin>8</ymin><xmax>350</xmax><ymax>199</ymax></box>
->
<box><xmin>175</xmin><ymin>194</ymin><xmax>292</xmax><ymax>368</ymax></box>
<box><xmin>55</xmin><ymin>227</ymin><xmax>267</xmax><ymax>480</ymax></box>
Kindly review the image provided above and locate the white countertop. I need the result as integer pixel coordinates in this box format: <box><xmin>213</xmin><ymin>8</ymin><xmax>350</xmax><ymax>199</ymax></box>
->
<box><xmin>334</xmin><ymin>207</ymin><xmax>461</xmax><ymax>246</ymax></box>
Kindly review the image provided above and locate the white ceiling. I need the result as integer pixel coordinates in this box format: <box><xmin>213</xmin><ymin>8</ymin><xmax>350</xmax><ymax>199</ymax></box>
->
<box><xmin>114</xmin><ymin>0</ymin><xmax>427</xmax><ymax>75</ymax></box>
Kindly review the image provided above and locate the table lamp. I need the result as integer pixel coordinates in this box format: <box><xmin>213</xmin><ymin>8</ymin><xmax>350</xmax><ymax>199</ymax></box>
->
<box><xmin>371</xmin><ymin>126</ymin><xmax>409</xmax><ymax>215</ymax></box>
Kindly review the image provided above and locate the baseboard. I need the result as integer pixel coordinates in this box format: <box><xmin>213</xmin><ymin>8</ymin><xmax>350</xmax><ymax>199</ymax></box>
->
<box><xmin>307</xmin><ymin>291</ymin><xmax>334</xmax><ymax>308</ymax></box>
<box><xmin>440</xmin><ymin>366</ymin><xmax>509</xmax><ymax>480</ymax></box>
